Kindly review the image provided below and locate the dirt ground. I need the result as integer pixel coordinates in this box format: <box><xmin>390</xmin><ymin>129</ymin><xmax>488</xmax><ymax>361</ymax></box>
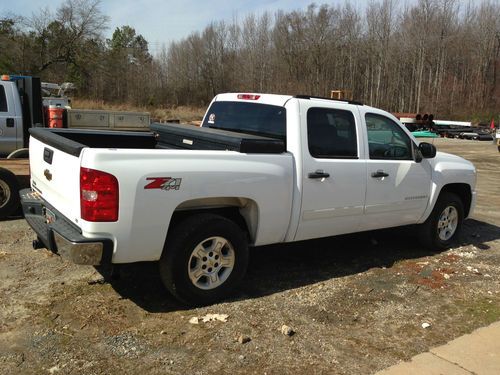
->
<box><xmin>1</xmin><ymin>138</ymin><xmax>499</xmax><ymax>375</ymax></box>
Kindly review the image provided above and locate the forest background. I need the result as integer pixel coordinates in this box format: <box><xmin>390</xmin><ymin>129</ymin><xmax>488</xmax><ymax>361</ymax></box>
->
<box><xmin>1</xmin><ymin>0</ymin><xmax>499</xmax><ymax>122</ymax></box>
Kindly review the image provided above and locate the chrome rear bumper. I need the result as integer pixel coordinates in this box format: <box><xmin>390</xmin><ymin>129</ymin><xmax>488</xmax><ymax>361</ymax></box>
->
<box><xmin>20</xmin><ymin>188</ymin><xmax>112</xmax><ymax>265</ymax></box>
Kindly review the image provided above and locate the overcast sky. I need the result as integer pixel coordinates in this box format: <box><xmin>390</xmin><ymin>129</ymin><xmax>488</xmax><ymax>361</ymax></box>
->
<box><xmin>4</xmin><ymin>0</ymin><xmax>352</xmax><ymax>54</ymax></box>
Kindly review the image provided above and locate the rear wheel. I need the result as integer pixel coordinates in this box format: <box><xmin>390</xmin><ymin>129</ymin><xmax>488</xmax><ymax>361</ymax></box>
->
<box><xmin>0</xmin><ymin>168</ymin><xmax>20</xmax><ymax>219</ymax></box>
<box><xmin>418</xmin><ymin>192</ymin><xmax>464</xmax><ymax>250</ymax></box>
<box><xmin>159</xmin><ymin>213</ymin><xmax>248</xmax><ymax>306</ymax></box>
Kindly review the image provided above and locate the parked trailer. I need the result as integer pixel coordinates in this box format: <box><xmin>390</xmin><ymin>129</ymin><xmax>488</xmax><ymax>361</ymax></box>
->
<box><xmin>40</xmin><ymin>81</ymin><xmax>151</xmax><ymax>131</ymax></box>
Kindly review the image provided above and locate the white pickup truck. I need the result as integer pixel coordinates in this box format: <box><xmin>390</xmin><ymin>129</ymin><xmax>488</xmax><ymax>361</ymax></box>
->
<box><xmin>21</xmin><ymin>93</ymin><xmax>476</xmax><ymax>305</ymax></box>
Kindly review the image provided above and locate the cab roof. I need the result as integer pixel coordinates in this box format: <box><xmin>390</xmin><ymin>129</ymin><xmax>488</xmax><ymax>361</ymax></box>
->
<box><xmin>214</xmin><ymin>93</ymin><xmax>363</xmax><ymax>108</ymax></box>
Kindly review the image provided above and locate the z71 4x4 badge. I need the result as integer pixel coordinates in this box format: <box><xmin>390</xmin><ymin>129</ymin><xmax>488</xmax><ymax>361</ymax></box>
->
<box><xmin>144</xmin><ymin>177</ymin><xmax>182</xmax><ymax>191</ymax></box>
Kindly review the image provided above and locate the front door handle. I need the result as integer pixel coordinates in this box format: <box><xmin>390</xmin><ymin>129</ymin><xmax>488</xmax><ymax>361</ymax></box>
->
<box><xmin>308</xmin><ymin>170</ymin><xmax>330</xmax><ymax>179</ymax></box>
<box><xmin>6</xmin><ymin>118</ymin><xmax>14</xmax><ymax>127</ymax></box>
<box><xmin>371</xmin><ymin>170</ymin><xmax>389</xmax><ymax>178</ymax></box>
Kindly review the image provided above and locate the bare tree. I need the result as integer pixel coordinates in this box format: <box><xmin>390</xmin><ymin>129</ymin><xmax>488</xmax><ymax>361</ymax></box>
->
<box><xmin>26</xmin><ymin>0</ymin><xmax>109</xmax><ymax>73</ymax></box>
<box><xmin>5</xmin><ymin>0</ymin><xmax>499</xmax><ymax>118</ymax></box>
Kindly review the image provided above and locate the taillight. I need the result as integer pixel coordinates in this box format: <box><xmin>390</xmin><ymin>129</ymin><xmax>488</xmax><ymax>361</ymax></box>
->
<box><xmin>80</xmin><ymin>167</ymin><xmax>119</xmax><ymax>222</ymax></box>
<box><xmin>237</xmin><ymin>94</ymin><xmax>261</xmax><ymax>100</ymax></box>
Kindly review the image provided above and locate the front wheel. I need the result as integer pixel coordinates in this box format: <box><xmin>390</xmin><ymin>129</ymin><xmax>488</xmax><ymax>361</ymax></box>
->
<box><xmin>159</xmin><ymin>213</ymin><xmax>249</xmax><ymax>306</ymax></box>
<box><xmin>418</xmin><ymin>192</ymin><xmax>464</xmax><ymax>250</ymax></box>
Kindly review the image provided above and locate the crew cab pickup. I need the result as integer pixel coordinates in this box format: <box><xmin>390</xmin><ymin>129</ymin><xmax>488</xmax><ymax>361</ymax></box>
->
<box><xmin>21</xmin><ymin>93</ymin><xmax>477</xmax><ymax>305</ymax></box>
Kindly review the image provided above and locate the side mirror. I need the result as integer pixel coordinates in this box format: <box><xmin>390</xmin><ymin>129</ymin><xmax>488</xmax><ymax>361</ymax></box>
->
<box><xmin>419</xmin><ymin>142</ymin><xmax>436</xmax><ymax>159</ymax></box>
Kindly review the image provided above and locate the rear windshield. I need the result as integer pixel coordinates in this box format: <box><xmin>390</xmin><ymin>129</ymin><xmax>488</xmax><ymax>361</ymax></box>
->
<box><xmin>202</xmin><ymin>101</ymin><xmax>286</xmax><ymax>139</ymax></box>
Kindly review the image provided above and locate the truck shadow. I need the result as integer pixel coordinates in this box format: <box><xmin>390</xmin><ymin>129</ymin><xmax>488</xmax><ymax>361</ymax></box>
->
<box><xmin>103</xmin><ymin>218</ymin><xmax>500</xmax><ymax>313</ymax></box>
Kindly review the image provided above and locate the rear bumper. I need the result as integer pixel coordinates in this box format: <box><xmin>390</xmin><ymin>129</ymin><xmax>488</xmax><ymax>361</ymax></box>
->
<box><xmin>20</xmin><ymin>188</ymin><xmax>113</xmax><ymax>265</ymax></box>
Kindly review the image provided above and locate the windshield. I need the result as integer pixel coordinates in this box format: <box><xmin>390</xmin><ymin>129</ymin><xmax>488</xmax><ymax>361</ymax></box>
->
<box><xmin>202</xmin><ymin>101</ymin><xmax>286</xmax><ymax>139</ymax></box>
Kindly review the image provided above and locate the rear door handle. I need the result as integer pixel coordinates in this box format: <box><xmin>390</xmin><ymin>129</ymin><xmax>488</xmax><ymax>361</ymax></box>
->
<box><xmin>6</xmin><ymin>118</ymin><xmax>14</xmax><ymax>127</ymax></box>
<box><xmin>308</xmin><ymin>170</ymin><xmax>330</xmax><ymax>179</ymax></box>
<box><xmin>371</xmin><ymin>170</ymin><xmax>389</xmax><ymax>178</ymax></box>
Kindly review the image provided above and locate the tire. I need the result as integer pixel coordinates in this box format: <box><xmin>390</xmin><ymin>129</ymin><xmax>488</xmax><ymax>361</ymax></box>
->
<box><xmin>418</xmin><ymin>192</ymin><xmax>464</xmax><ymax>250</ymax></box>
<box><xmin>159</xmin><ymin>213</ymin><xmax>249</xmax><ymax>306</ymax></box>
<box><xmin>0</xmin><ymin>168</ymin><xmax>20</xmax><ymax>219</ymax></box>
<box><xmin>6</xmin><ymin>148</ymin><xmax>29</xmax><ymax>159</ymax></box>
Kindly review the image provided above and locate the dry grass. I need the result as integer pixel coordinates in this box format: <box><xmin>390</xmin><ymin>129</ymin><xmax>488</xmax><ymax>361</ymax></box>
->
<box><xmin>150</xmin><ymin>107</ymin><xmax>205</xmax><ymax>124</ymax></box>
<box><xmin>72</xmin><ymin>99</ymin><xmax>206</xmax><ymax>123</ymax></box>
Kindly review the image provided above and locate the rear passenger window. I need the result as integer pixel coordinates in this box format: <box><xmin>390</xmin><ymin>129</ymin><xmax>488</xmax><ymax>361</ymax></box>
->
<box><xmin>307</xmin><ymin>107</ymin><xmax>357</xmax><ymax>158</ymax></box>
<box><xmin>0</xmin><ymin>86</ymin><xmax>7</xmax><ymax>112</ymax></box>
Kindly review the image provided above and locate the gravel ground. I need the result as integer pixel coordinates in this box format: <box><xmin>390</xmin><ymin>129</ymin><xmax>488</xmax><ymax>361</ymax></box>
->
<box><xmin>0</xmin><ymin>138</ymin><xmax>499</xmax><ymax>374</ymax></box>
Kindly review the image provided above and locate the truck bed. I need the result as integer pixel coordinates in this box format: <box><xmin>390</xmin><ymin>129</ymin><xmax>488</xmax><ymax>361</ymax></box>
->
<box><xmin>29</xmin><ymin>123</ymin><xmax>286</xmax><ymax>155</ymax></box>
<box><xmin>27</xmin><ymin>123</ymin><xmax>294</xmax><ymax>263</ymax></box>
<box><xmin>29</xmin><ymin>128</ymin><xmax>157</xmax><ymax>156</ymax></box>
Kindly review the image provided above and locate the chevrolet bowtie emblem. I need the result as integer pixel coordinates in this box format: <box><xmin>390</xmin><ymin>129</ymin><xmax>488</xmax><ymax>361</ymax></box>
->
<box><xmin>44</xmin><ymin>169</ymin><xmax>52</xmax><ymax>181</ymax></box>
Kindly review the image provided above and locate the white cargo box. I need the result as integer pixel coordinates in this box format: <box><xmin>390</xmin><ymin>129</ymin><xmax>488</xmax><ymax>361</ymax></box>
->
<box><xmin>67</xmin><ymin>109</ymin><xmax>150</xmax><ymax>131</ymax></box>
<box><xmin>112</xmin><ymin>112</ymin><xmax>150</xmax><ymax>129</ymax></box>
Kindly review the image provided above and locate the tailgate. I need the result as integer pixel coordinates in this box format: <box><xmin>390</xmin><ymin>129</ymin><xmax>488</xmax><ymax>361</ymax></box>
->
<box><xmin>29</xmin><ymin>133</ymin><xmax>82</xmax><ymax>226</ymax></box>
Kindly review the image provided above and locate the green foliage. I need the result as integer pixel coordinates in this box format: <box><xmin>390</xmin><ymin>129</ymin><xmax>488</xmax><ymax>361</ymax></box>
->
<box><xmin>104</xmin><ymin>26</ymin><xmax>152</xmax><ymax>103</ymax></box>
<box><xmin>0</xmin><ymin>17</ymin><xmax>19</xmax><ymax>72</ymax></box>
<box><xmin>0</xmin><ymin>18</ymin><xmax>15</xmax><ymax>34</ymax></box>
<box><xmin>108</xmin><ymin>26</ymin><xmax>151</xmax><ymax>64</ymax></box>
